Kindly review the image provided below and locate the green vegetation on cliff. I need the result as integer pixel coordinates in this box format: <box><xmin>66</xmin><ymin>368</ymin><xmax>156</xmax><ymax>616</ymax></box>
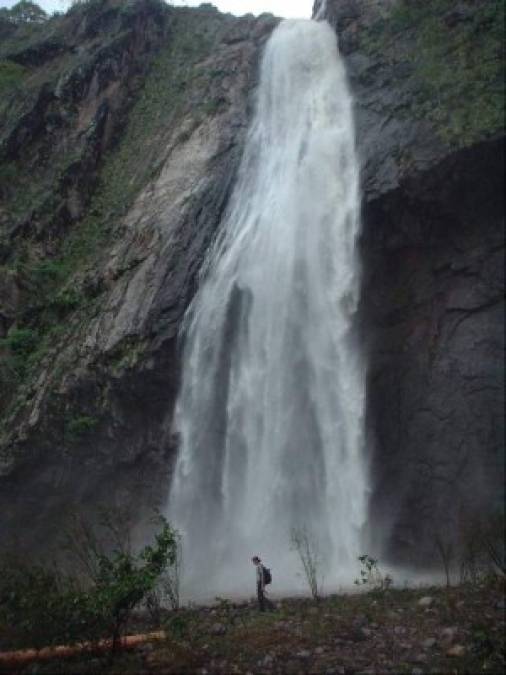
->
<box><xmin>0</xmin><ymin>60</ymin><xmax>26</xmax><ymax>96</ymax></box>
<box><xmin>0</xmin><ymin>0</ymin><xmax>262</xmax><ymax>480</ymax></box>
<box><xmin>0</xmin><ymin>0</ymin><xmax>232</xmax><ymax>432</ymax></box>
<box><xmin>360</xmin><ymin>0</ymin><xmax>505</xmax><ymax>146</ymax></box>
<box><xmin>71</xmin><ymin>4</ymin><xmax>231</xmax><ymax>254</ymax></box>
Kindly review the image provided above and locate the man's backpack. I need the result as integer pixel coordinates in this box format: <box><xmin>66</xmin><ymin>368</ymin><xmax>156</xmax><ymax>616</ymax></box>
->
<box><xmin>262</xmin><ymin>565</ymin><xmax>272</xmax><ymax>585</ymax></box>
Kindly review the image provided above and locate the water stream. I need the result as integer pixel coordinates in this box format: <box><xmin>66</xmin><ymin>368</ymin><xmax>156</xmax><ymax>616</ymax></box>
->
<box><xmin>167</xmin><ymin>17</ymin><xmax>368</xmax><ymax>597</ymax></box>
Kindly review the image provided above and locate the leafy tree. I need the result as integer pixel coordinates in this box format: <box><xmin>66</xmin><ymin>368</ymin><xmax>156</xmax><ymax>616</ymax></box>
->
<box><xmin>5</xmin><ymin>1</ymin><xmax>48</xmax><ymax>24</ymax></box>
<box><xmin>0</xmin><ymin>512</ymin><xmax>179</xmax><ymax>652</ymax></box>
<box><xmin>63</xmin><ymin>510</ymin><xmax>180</xmax><ymax>652</ymax></box>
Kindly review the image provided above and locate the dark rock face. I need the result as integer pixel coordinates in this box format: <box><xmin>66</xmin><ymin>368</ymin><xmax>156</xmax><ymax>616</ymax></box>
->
<box><xmin>362</xmin><ymin>138</ymin><xmax>504</xmax><ymax>564</ymax></box>
<box><xmin>318</xmin><ymin>0</ymin><xmax>505</xmax><ymax>563</ymax></box>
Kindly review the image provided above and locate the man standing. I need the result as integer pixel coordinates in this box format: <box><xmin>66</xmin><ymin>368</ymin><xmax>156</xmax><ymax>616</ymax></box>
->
<box><xmin>252</xmin><ymin>556</ymin><xmax>274</xmax><ymax>611</ymax></box>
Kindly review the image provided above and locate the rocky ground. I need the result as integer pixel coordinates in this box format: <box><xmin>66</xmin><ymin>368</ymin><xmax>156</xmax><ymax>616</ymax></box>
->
<box><xmin>7</xmin><ymin>580</ymin><xmax>505</xmax><ymax>675</ymax></box>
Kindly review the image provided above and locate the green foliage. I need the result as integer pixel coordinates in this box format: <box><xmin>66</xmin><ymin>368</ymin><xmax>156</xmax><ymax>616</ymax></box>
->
<box><xmin>50</xmin><ymin>286</ymin><xmax>83</xmax><ymax>315</ymax></box>
<box><xmin>0</xmin><ymin>513</ymin><xmax>179</xmax><ymax>651</ymax></box>
<box><xmin>360</xmin><ymin>0</ymin><xmax>505</xmax><ymax>146</ymax></box>
<box><xmin>3</xmin><ymin>1</ymin><xmax>47</xmax><ymax>25</ymax></box>
<box><xmin>64</xmin><ymin>415</ymin><xmax>98</xmax><ymax>443</ymax></box>
<box><xmin>0</xmin><ymin>259</ymin><xmax>84</xmax><ymax>396</ymax></box>
<box><xmin>78</xmin><ymin>6</ymin><xmax>226</xmax><ymax>225</ymax></box>
<box><xmin>0</xmin><ymin>257</ymin><xmax>85</xmax><ymax>396</ymax></box>
<box><xmin>0</xmin><ymin>59</ymin><xmax>26</xmax><ymax>95</ymax></box>
<box><xmin>0</xmin><ymin>559</ymin><xmax>91</xmax><ymax>650</ymax></box>
<box><xmin>106</xmin><ymin>338</ymin><xmax>146</xmax><ymax>373</ymax></box>
<box><xmin>29</xmin><ymin>259</ymin><xmax>68</xmax><ymax>286</ymax></box>
<box><xmin>0</xmin><ymin>326</ymin><xmax>39</xmax><ymax>377</ymax></box>
<box><xmin>3</xmin><ymin>326</ymin><xmax>38</xmax><ymax>356</ymax></box>
<box><xmin>164</xmin><ymin>612</ymin><xmax>190</xmax><ymax>640</ymax></box>
<box><xmin>146</xmin><ymin>530</ymin><xmax>182</xmax><ymax>619</ymax></box>
<box><xmin>0</xmin><ymin>4</ymin><xmax>228</xmax><ymax>427</ymax></box>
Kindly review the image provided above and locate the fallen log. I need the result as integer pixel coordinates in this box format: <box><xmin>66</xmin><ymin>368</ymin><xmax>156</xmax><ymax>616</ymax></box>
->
<box><xmin>0</xmin><ymin>630</ymin><xmax>166</xmax><ymax>669</ymax></box>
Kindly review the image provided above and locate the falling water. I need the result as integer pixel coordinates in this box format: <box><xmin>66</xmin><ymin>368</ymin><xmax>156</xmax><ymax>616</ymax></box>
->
<box><xmin>168</xmin><ymin>17</ymin><xmax>368</xmax><ymax>597</ymax></box>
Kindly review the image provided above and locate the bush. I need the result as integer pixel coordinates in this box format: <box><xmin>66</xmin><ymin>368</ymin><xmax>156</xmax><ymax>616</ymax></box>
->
<box><xmin>0</xmin><ymin>512</ymin><xmax>179</xmax><ymax>652</ymax></box>
<box><xmin>3</xmin><ymin>326</ymin><xmax>38</xmax><ymax>356</ymax></box>
<box><xmin>64</xmin><ymin>415</ymin><xmax>98</xmax><ymax>443</ymax></box>
<box><xmin>3</xmin><ymin>1</ymin><xmax>47</xmax><ymax>25</ymax></box>
<box><xmin>0</xmin><ymin>326</ymin><xmax>39</xmax><ymax>377</ymax></box>
<box><xmin>354</xmin><ymin>555</ymin><xmax>393</xmax><ymax>595</ymax></box>
<box><xmin>0</xmin><ymin>60</ymin><xmax>26</xmax><ymax>95</ymax></box>
<box><xmin>0</xmin><ymin>558</ymin><xmax>98</xmax><ymax>650</ymax></box>
<box><xmin>146</xmin><ymin>530</ymin><xmax>183</xmax><ymax>621</ymax></box>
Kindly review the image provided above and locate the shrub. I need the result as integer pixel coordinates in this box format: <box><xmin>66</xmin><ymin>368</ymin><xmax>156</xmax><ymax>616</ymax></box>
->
<box><xmin>50</xmin><ymin>287</ymin><xmax>83</xmax><ymax>315</ymax></box>
<box><xmin>434</xmin><ymin>530</ymin><xmax>455</xmax><ymax>587</ymax></box>
<box><xmin>3</xmin><ymin>1</ymin><xmax>47</xmax><ymax>25</ymax></box>
<box><xmin>0</xmin><ymin>60</ymin><xmax>26</xmax><ymax>95</ymax></box>
<box><xmin>64</xmin><ymin>415</ymin><xmax>98</xmax><ymax>443</ymax></box>
<box><xmin>0</xmin><ymin>513</ymin><xmax>179</xmax><ymax>652</ymax></box>
<box><xmin>0</xmin><ymin>326</ymin><xmax>39</xmax><ymax>377</ymax></box>
<box><xmin>146</xmin><ymin>530</ymin><xmax>183</xmax><ymax>620</ymax></box>
<box><xmin>290</xmin><ymin>526</ymin><xmax>323</xmax><ymax>600</ymax></box>
<box><xmin>354</xmin><ymin>554</ymin><xmax>393</xmax><ymax>595</ymax></box>
<box><xmin>3</xmin><ymin>326</ymin><xmax>38</xmax><ymax>355</ymax></box>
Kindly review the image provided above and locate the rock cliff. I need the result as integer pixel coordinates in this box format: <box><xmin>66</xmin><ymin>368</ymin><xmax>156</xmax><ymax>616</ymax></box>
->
<box><xmin>316</xmin><ymin>0</ymin><xmax>504</xmax><ymax>564</ymax></box>
<box><xmin>0</xmin><ymin>0</ymin><xmax>503</xmax><ymax>567</ymax></box>
<box><xmin>0</xmin><ymin>0</ymin><xmax>278</xmax><ymax>550</ymax></box>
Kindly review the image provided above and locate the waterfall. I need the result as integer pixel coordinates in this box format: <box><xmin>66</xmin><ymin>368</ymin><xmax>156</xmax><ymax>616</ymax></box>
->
<box><xmin>167</xmin><ymin>17</ymin><xmax>368</xmax><ymax>598</ymax></box>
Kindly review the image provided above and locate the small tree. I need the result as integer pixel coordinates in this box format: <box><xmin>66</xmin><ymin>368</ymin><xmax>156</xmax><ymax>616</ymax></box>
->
<box><xmin>64</xmin><ymin>510</ymin><xmax>178</xmax><ymax>652</ymax></box>
<box><xmin>290</xmin><ymin>526</ymin><xmax>322</xmax><ymax>601</ymax></box>
<box><xmin>479</xmin><ymin>512</ymin><xmax>506</xmax><ymax>576</ymax></box>
<box><xmin>7</xmin><ymin>1</ymin><xmax>47</xmax><ymax>24</ymax></box>
<box><xmin>159</xmin><ymin>531</ymin><xmax>183</xmax><ymax>611</ymax></box>
<box><xmin>146</xmin><ymin>530</ymin><xmax>182</xmax><ymax>622</ymax></box>
<box><xmin>354</xmin><ymin>554</ymin><xmax>393</xmax><ymax>594</ymax></box>
<box><xmin>434</xmin><ymin>531</ymin><xmax>455</xmax><ymax>588</ymax></box>
<box><xmin>0</xmin><ymin>511</ymin><xmax>179</xmax><ymax>653</ymax></box>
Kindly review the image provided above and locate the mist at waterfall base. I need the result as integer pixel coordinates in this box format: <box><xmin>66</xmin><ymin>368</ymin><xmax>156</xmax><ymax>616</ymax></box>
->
<box><xmin>167</xmin><ymin>18</ymin><xmax>369</xmax><ymax>600</ymax></box>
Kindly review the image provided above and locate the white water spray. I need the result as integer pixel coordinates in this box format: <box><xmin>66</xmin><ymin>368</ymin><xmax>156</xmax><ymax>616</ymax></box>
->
<box><xmin>168</xmin><ymin>18</ymin><xmax>368</xmax><ymax>597</ymax></box>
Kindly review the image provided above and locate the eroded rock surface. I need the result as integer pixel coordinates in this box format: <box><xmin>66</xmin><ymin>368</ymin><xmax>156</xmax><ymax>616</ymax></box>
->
<box><xmin>317</xmin><ymin>0</ymin><xmax>504</xmax><ymax>563</ymax></box>
<box><xmin>0</xmin><ymin>0</ymin><xmax>278</xmax><ymax>550</ymax></box>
